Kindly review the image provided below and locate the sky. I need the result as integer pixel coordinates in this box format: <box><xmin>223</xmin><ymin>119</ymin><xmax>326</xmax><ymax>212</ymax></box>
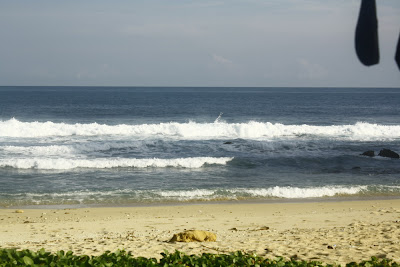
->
<box><xmin>0</xmin><ymin>0</ymin><xmax>399</xmax><ymax>87</ymax></box>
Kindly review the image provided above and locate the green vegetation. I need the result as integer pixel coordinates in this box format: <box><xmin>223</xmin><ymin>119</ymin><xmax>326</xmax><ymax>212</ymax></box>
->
<box><xmin>0</xmin><ymin>248</ymin><xmax>398</xmax><ymax>267</ymax></box>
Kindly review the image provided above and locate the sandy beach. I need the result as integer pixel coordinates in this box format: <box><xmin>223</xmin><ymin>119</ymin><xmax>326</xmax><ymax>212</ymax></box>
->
<box><xmin>1</xmin><ymin>199</ymin><xmax>400</xmax><ymax>265</ymax></box>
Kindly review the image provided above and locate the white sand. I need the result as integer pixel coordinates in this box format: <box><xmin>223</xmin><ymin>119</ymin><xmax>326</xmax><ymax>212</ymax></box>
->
<box><xmin>1</xmin><ymin>199</ymin><xmax>400</xmax><ymax>265</ymax></box>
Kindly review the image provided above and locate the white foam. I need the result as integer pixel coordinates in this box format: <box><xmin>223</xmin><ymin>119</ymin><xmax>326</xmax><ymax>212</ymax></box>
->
<box><xmin>1</xmin><ymin>141</ymin><xmax>148</xmax><ymax>156</ymax></box>
<box><xmin>1</xmin><ymin>118</ymin><xmax>399</xmax><ymax>141</ymax></box>
<box><xmin>1</xmin><ymin>145</ymin><xmax>75</xmax><ymax>156</ymax></box>
<box><xmin>23</xmin><ymin>189</ymin><xmax>134</xmax><ymax>198</ymax></box>
<box><xmin>0</xmin><ymin>157</ymin><xmax>233</xmax><ymax>170</ymax></box>
<box><xmin>154</xmin><ymin>186</ymin><xmax>367</xmax><ymax>200</ymax></box>
<box><xmin>229</xmin><ymin>186</ymin><xmax>367</xmax><ymax>198</ymax></box>
<box><xmin>3</xmin><ymin>185</ymin><xmax>398</xmax><ymax>206</ymax></box>
<box><xmin>159</xmin><ymin>189</ymin><xmax>215</xmax><ymax>198</ymax></box>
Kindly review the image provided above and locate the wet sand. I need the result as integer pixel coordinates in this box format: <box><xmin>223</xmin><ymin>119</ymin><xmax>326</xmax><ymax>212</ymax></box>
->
<box><xmin>1</xmin><ymin>199</ymin><xmax>400</xmax><ymax>265</ymax></box>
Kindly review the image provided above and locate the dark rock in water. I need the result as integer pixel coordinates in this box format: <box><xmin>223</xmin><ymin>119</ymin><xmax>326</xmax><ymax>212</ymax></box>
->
<box><xmin>223</xmin><ymin>142</ymin><xmax>233</xmax><ymax>145</ymax></box>
<box><xmin>352</xmin><ymin>166</ymin><xmax>361</xmax><ymax>170</ymax></box>
<box><xmin>378</xmin><ymin>149</ymin><xmax>399</xmax><ymax>159</ymax></box>
<box><xmin>361</xmin><ymin>150</ymin><xmax>375</xmax><ymax>157</ymax></box>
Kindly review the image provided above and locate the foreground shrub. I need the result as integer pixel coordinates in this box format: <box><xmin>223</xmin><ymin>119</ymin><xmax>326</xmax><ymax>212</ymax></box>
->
<box><xmin>0</xmin><ymin>248</ymin><xmax>399</xmax><ymax>266</ymax></box>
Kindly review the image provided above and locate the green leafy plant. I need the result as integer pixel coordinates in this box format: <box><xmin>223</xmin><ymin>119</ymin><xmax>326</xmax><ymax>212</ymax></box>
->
<box><xmin>0</xmin><ymin>248</ymin><xmax>399</xmax><ymax>266</ymax></box>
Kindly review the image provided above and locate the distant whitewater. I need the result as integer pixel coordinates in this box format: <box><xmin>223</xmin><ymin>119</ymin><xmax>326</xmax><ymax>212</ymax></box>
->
<box><xmin>0</xmin><ymin>87</ymin><xmax>399</xmax><ymax>207</ymax></box>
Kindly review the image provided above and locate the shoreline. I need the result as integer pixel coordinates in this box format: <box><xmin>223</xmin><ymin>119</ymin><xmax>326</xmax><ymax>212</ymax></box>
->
<box><xmin>1</xmin><ymin>199</ymin><xmax>400</xmax><ymax>265</ymax></box>
<box><xmin>4</xmin><ymin>195</ymin><xmax>400</xmax><ymax>210</ymax></box>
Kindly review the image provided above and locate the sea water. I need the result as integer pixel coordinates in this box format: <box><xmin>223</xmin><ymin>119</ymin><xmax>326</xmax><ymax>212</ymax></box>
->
<box><xmin>0</xmin><ymin>87</ymin><xmax>399</xmax><ymax>207</ymax></box>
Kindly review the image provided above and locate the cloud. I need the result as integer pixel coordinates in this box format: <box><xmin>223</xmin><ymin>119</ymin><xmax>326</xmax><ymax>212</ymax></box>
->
<box><xmin>212</xmin><ymin>54</ymin><xmax>233</xmax><ymax>65</ymax></box>
<box><xmin>178</xmin><ymin>1</ymin><xmax>225</xmax><ymax>9</ymax></box>
<box><xmin>76</xmin><ymin>63</ymin><xmax>120</xmax><ymax>82</ymax></box>
<box><xmin>119</xmin><ymin>24</ymin><xmax>203</xmax><ymax>37</ymax></box>
<box><xmin>297</xmin><ymin>58</ymin><xmax>328</xmax><ymax>80</ymax></box>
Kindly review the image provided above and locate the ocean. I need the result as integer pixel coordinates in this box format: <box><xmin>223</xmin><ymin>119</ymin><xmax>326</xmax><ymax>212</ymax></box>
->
<box><xmin>0</xmin><ymin>86</ymin><xmax>400</xmax><ymax>208</ymax></box>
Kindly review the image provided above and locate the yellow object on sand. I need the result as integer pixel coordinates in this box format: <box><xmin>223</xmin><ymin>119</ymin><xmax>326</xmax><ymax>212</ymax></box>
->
<box><xmin>169</xmin><ymin>230</ymin><xmax>217</xmax><ymax>242</ymax></box>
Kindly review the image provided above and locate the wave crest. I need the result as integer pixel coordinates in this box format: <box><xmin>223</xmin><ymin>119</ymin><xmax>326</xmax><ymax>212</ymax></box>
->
<box><xmin>1</xmin><ymin>118</ymin><xmax>400</xmax><ymax>141</ymax></box>
<box><xmin>0</xmin><ymin>157</ymin><xmax>233</xmax><ymax>170</ymax></box>
<box><xmin>3</xmin><ymin>185</ymin><xmax>398</xmax><ymax>206</ymax></box>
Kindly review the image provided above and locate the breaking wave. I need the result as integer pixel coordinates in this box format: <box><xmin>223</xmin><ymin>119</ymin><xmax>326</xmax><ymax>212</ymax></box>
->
<box><xmin>2</xmin><ymin>185</ymin><xmax>400</xmax><ymax>206</ymax></box>
<box><xmin>0</xmin><ymin>157</ymin><xmax>233</xmax><ymax>170</ymax></box>
<box><xmin>1</xmin><ymin>118</ymin><xmax>400</xmax><ymax>141</ymax></box>
<box><xmin>158</xmin><ymin>186</ymin><xmax>369</xmax><ymax>200</ymax></box>
<box><xmin>1</xmin><ymin>142</ymin><xmax>150</xmax><ymax>156</ymax></box>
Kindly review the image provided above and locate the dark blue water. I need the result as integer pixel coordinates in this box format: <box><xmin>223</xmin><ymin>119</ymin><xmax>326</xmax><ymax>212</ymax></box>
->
<box><xmin>0</xmin><ymin>87</ymin><xmax>399</xmax><ymax>207</ymax></box>
<box><xmin>2</xmin><ymin>87</ymin><xmax>400</xmax><ymax>125</ymax></box>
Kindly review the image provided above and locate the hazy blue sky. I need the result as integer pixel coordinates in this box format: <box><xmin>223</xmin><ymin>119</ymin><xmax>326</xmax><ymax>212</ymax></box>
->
<box><xmin>1</xmin><ymin>0</ymin><xmax>399</xmax><ymax>87</ymax></box>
